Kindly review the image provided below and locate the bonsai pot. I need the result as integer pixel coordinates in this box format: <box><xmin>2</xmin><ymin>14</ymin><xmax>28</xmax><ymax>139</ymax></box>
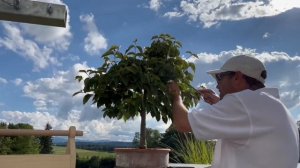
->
<box><xmin>115</xmin><ymin>148</ymin><xmax>170</xmax><ymax>168</ymax></box>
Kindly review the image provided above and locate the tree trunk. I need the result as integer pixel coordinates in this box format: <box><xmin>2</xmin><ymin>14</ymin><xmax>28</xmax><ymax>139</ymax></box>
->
<box><xmin>139</xmin><ymin>110</ymin><xmax>147</xmax><ymax>149</ymax></box>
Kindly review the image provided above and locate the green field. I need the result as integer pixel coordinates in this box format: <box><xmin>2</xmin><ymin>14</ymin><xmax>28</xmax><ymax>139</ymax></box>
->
<box><xmin>53</xmin><ymin>146</ymin><xmax>115</xmax><ymax>159</ymax></box>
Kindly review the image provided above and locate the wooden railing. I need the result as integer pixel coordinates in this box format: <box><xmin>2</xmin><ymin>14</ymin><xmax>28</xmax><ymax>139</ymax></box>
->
<box><xmin>0</xmin><ymin>126</ymin><xmax>83</xmax><ymax>168</ymax></box>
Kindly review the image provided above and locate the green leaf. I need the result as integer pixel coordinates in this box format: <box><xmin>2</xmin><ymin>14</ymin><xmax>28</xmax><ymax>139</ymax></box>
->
<box><xmin>125</xmin><ymin>45</ymin><xmax>135</xmax><ymax>54</ymax></box>
<box><xmin>102</xmin><ymin>50</ymin><xmax>113</xmax><ymax>58</ymax></box>
<box><xmin>83</xmin><ymin>94</ymin><xmax>93</xmax><ymax>104</ymax></box>
<box><xmin>189</xmin><ymin>63</ymin><xmax>196</xmax><ymax>72</ymax></box>
<box><xmin>127</xmin><ymin>52</ymin><xmax>137</xmax><ymax>56</ymax></box>
<box><xmin>151</xmin><ymin>35</ymin><xmax>158</xmax><ymax>40</ymax></box>
<box><xmin>137</xmin><ymin>46</ymin><xmax>143</xmax><ymax>53</ymax></box>
<box><xmin>120</xmin><ymin>75</ymin><xmax>129</xmax><ymax>86</ymax></box>
<box><xmin>134</xmin><ymin>53</ymin><xmax>144</xmax><ymax>57</ymax></box>
<box><xmin>102</xmin><ymin>45</ymin><xmax>119</xmax><ymax>57</ymax></box>
<box><xmin>115</xmin><ymin>52</ymin><xmax>124</xmax><ymax>59</ymax></box>
<box><xmin>72</xmin><ymin>90</ymin><xmax>82</xmax><ymax>96</ymax></box>
<box><xmin>162</xmin><ymin>115</ymin><xmax>168</xmax><ymax>123</ymax></box>
<box><xmin>75</xmin><ymin>75</ymin><xmax>83</xmax><ymax>82</ymax></box>
<box><xmin>87</xmin><ymin>69</ymin><xmax>97</xmax><ymax>74</ymax></box>
<box><xmin>186</xmin><ymin>73</ymin><xmax>194</xmax><ymax>81</ymax></box>
<box><xmin>125</xmin><ymin>67</ymin><xmax>137</xmax><ymax>74</ymax></box>
<box><xmin>155</xmin><ymin>110</ymin><xmax>161</xmax><ymax>121</ymax></box>
<box><xmin>186</xmin><ymin>51</ymin><xmax>198</xmax><ymax>58</ymax></box>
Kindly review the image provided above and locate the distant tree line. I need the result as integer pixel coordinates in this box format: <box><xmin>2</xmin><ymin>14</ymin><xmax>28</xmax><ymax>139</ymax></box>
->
<box><xmin>56</xmin><ymin>141</ymin><xmax>134</xmax><ymax>152</ymax></box>
<box><xmin>0</xmin><ymin>122</ymin><xmax>53</xmax><ymax>154</ymax></box>
<box><xmin>132</xmin><ymin>128</ymin><xmax>162</xmax><ymax>148</ymax></box>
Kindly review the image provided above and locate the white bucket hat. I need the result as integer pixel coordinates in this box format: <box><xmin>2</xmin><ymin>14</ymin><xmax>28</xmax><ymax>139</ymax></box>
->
<box><xmin>207</xmin><ymin>55</ymin><xmax>267</xmax><ymax>84</ymax></box>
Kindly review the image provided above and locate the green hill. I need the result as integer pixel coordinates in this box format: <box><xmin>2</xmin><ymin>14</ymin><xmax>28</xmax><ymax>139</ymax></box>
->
<box><xmin>53</xmin><ymin>146</ymin><xmax>115</xmax><ymax>159</ymax></box>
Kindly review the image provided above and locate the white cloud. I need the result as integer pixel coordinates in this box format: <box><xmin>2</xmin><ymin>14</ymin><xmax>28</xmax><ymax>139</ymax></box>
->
<box><xmin>0</xmin><ymin>23</ymin><xmax>57</xmax><ymax>71</ymax></box>
<box><xmin>20</xmin><ymin>24</ymin><xmax>72</xmax><ymax>52</ymax></box>
<box><xmin>149</xmin><ymin>0</ymin><xmax>163</xmax><ymax>11</ymax></box>
<box><xmin>257</xmin><ymin>52</ymin><xmax>300</xmax><ymax>63</ymax></box>
<box><xmin>0</xmin><ymin>77</ymin><xmax>8</xmax><ymax>84</ymax></box>
<box><xmin>0</xmin><ymin>111</ymin><xmax>59</xmax><ymax>129</ymax></box>
<box><xmin>80</xmin><ymin>14</ymin><xmax>108</xmax><ymax>56</ymax></box>
<box><xmin>23</xmin><ymin>63</ymin><xmax>88</xmax><ymax>113</ymax></box>
<box><xmin>188</xmin><ymin>46</ymin><xmax>300</xmax><ymax>64</ymax></box>
<box><xmin>280</xmin><ymin>90</ymin><xmax>300</xmax><ymax>109</ymax></box>
<box><xmin>279</xmin><ymin>80</ymin><xmax>289</xmax><ymax>88</ymax></box>
<box><xmin>60</xmin><ymin>54</ymin><xmax>80</xmax><ymax>62</ymax></box>
<box><xmin>2</xmin><ymin>61</ymin><xmax>171</xmax><ymax>141</ymax></box>
<box><xmin>269</xmin><ymin>0</ymin><xmax>300</xmax><ymax>11</ymax></box>
<box><xmin>159</xmin><ymin>0</ymin><xmax>300</xmax><ymax>28</ymax></box>
<box><xmin>0</xmin><ymin>108</ymin><xmax>170</xmax><ymax>141</ymax></box>
<box><xmin>0</xmin><ymin>0</ymin><xmax>72</xmax><ymax>70</ymax></box>
<box><xmin>164</xmin><ymin>11</ymin><xmax>184</xmax><ymax>19</ymax></box>
<box><xmin>187</xmin><ymin>52</ymin><xmax>222</xmax><ymax>64</ymax></box>
<box><xmin>263</xmin><ymin>32</ymin><xmax>271</xmax><ymax>39</ymax></box>
<box><xmin>13</xmin><ymin>78</ymin><xmax>23</xmax><ymax>86</ymax></box>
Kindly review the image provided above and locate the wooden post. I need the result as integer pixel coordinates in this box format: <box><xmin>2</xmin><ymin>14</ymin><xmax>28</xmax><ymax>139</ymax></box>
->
<box><xmin>66</xmin><ymin>126</ymin><xmax>77</xmax><ymax>168</ymax></box>
<box><xmin>0</xmin><ymin>0</ymin><xmax>67</xmax><ymax>27</ymax></box>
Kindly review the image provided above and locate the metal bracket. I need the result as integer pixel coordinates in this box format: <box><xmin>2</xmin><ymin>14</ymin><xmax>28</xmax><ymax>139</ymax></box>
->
<box><xmin>47</xmin><ymin>4</ymin><xmax>53</xmax><ymax>15</ymax></box>
<box><xmin>13</xmin><ymin>0</ymin><xmax>19</xmax><ymax>10</ymax></box>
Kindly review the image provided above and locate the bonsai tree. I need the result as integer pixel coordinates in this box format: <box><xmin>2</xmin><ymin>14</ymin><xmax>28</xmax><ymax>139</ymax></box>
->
<box><xmin>74</xmin><ymin>34</ymin><xmax>200</xmax><ymax>149</ymax></box>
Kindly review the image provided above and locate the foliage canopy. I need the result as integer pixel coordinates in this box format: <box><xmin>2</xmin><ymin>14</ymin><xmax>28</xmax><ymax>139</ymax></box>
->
<box><xmin>75</xmin><ymin>34</ymin><xmax>200</xmax><ymax>148</ymax></box>
<box><xmin>0</xmin><ymin>123</ymin><xmax>40</xmax><ymax>154</ymax></box>
<box><xmin>74</xmin><ymin>34</ymin><xmax>200</xmax><ymax>123</ymax></box>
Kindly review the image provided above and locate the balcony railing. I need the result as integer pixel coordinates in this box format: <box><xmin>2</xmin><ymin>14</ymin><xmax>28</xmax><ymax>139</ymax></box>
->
<box><xmin>0</xmin><ymin>126</ymin><xmax>83</xmax><ymax>168</ymax></box>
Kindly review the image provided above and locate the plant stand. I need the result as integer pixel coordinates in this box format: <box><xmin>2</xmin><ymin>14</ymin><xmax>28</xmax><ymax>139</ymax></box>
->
<box><xmin>115</xmin><ymin>148</ymin><xmax>170</xmax><ymax>168</ymax></box>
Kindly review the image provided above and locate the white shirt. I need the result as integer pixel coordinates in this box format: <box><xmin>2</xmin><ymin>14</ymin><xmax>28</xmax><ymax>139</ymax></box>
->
<box><xmin>188</xmin><ymin>88</ymin><xmax>299</xmax><ymax>168</ymax></box>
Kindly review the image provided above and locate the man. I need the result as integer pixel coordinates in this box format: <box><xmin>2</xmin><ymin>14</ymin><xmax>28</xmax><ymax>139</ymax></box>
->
<box><xmin>168</xmin><ymin>55</ymin><xmax>299</xmax><ymax>168</ymax></box>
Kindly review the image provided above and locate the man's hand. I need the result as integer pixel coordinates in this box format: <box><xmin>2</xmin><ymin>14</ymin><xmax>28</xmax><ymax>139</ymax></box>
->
<box><xmin>198</xmin><ymin>89</ymin><xmax>220</xmax><ymax>105</ymax></box>
<box><xmin>167</xmin><ymin>80</ymin><xmax>181</xmax><ymax>101</ymax></box>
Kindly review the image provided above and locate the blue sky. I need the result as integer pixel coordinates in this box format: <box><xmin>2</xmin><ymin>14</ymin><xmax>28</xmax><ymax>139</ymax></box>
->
<box><xmin>0</xmin><ymin>0</ymin><xmax>300</xmax><ymax>141</ymax></box>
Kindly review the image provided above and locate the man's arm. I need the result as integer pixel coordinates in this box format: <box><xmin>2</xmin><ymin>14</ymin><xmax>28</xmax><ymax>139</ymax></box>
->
<box><xmin>168</xmin><ymin>81</ymin><xmax>192</xmax><ymax>132</ymax></box>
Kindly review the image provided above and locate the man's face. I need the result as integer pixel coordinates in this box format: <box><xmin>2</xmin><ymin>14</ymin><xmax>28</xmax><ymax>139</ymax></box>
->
<box><xmin>215</xmin><ymin>71</ymin><xmax>237</xmax><ymax>99</ymax></box>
